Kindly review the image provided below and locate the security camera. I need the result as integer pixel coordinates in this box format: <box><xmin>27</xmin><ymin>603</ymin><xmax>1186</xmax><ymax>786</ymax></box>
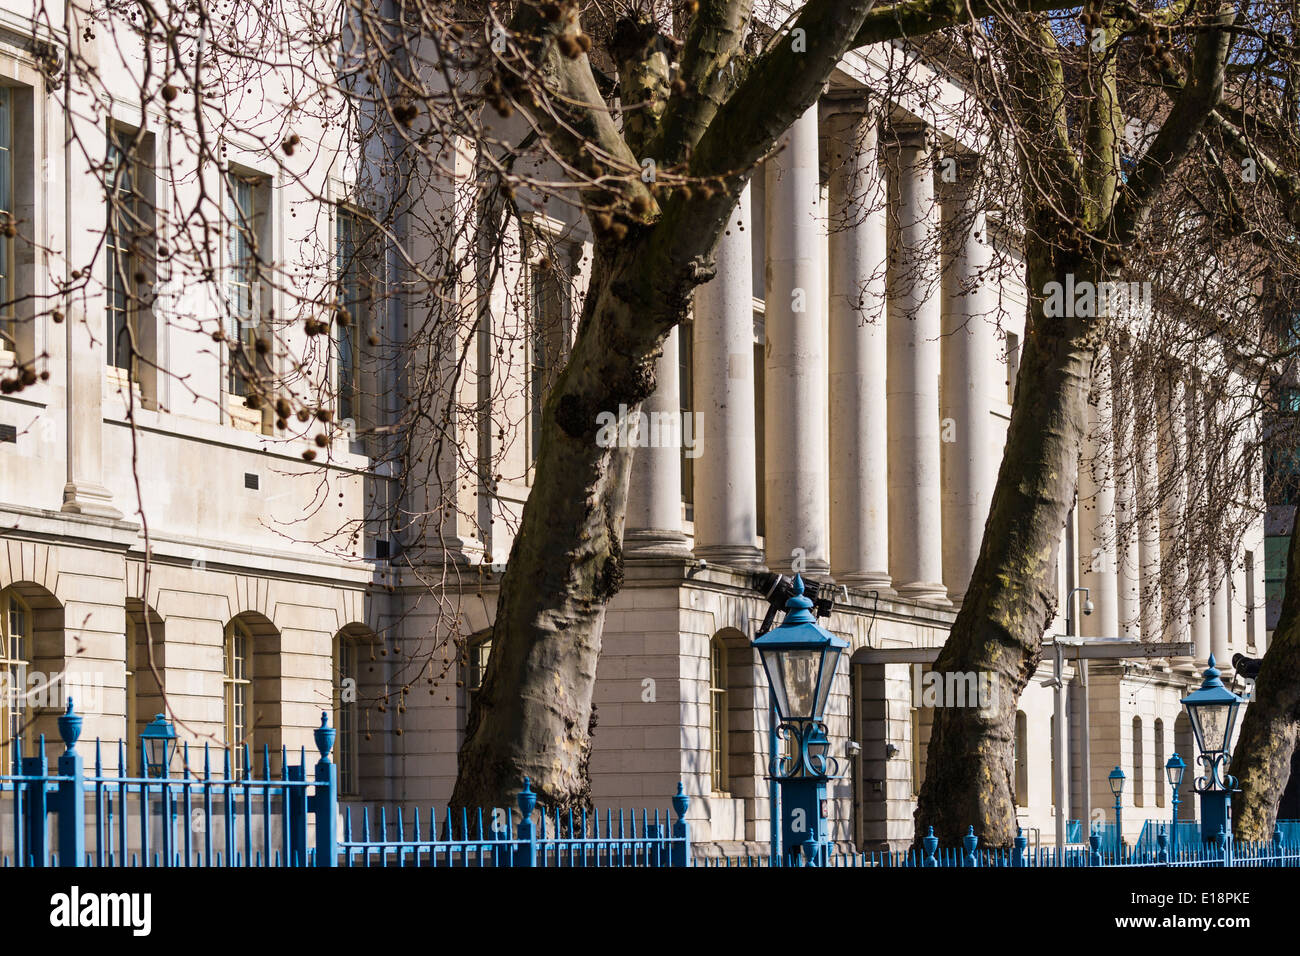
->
<box><xmin>1083</xmin><ymin>599</ymin><xmax>1094</xmax><ymax>616</ymax></box>
<box><xmin>846</xmin><ymin>740</ymin><xmax>861</xmax><ymax>758</ymax></box>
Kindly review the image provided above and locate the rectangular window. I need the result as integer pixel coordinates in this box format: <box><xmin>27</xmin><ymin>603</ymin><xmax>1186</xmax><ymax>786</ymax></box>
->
<box><xmin>106</xmin><ymin>132</ymin><xmax>144</xmax><ymax>376</ymax></box>
<box><xmin>335</xmin><ymin>208</ymin><xmax>365</xmax><ymax>425</ymax></box>
<box><xmin>0</xmin><ymin>88</ymin><xmax>13</xmax><ymax>354</ymax></box>
<box><xmin>225</xmin><ymin>172</ymin><xmax>269</xmax><ymax>398</ymax></box>
<box><xmin>1246</xmin><ymin>550</ymin><xmax>1257</xmax><ymax>648</ymax></box>
<box><xmin>527</xmin><ymin>255</ymin><xmax>568</xmax><ymax>469</ymax></box>
<box><xmin>1006</xmin><ymin>331</ymin><xmax>1021</xmax><ymax>404</ymax></box>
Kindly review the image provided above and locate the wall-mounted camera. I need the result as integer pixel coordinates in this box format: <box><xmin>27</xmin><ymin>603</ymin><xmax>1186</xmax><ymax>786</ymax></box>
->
<box><xmin>751</xmin><ymin>571</ymin><xmax>834</xmax><ymax>636</ymax></box>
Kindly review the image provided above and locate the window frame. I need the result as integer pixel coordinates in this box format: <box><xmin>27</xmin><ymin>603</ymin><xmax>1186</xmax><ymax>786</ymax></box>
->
<box><xmin>105</xmin><ymin>129</ymin><xmax>144</xmax><ymax>379</ymax></box>
<box><xmin>333</xmin><ymin>632</ymin><xmax>359</xmax><ymax>796</ymax></box>
<box><xmin>1</xmin><ymin>589</ymin><xmax>30</xmax><ymax>775</ymax></box>
<box><xmin>224</xmin><ymin>169</ymin><xmax>271</xmax><ymax>405</ymax></box>
<box><xmin>223</xmin><ymin>619</ymin><xmax>253</xmax><ymax>778</ymax></box>
<box><xmin>334</xmin><ymin>206</ymin><xmax>368</xmax><ymax>428</ymax></box>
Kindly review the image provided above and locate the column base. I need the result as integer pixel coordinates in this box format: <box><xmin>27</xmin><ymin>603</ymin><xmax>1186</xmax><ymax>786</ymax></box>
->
<box><xmin>835</xmin><ymin>571</ymin><xmax>894</xmax><ymax>593</ymax></box>
<box><xmin>61</xmin><ymin>482</ymin><xmax>122</xmax><ymax>520</ymax></box>
<box><xmin>895</xmin><ymin>581</ymin><xmax>951</xmax><ymax>606</ymax></box>
<box><xmin>694</xmin><ymin>544</ymin><xmax>766</xmax><ymax>569</ymax></box>
<box><xmin>624</xmin><ymin>529</ymin><xmax>691</xmax><ymax>557</ymax></box>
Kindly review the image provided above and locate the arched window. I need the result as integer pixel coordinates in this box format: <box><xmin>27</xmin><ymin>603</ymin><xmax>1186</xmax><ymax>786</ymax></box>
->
<box><xmin>1014</xmin><ymin>711</ymin><xmax>1029</xmax><ymax>807</ymax></box>
<box><xmin>1132</xmin><ymin>716</ymin><xmax>1144</xmax><ymax>808</ymax></box>
<box><xmin>224</xmin><ymin>619</ymin><xmax>253</xmax><ymax>777</ymax></box>
<box><xmin>333</xmin><ymin>632</ymin><xmax>359</xmax><ymax>796</ymax></box>
<box><xmin>709</xmin><ymin>636</ymin><xmax>729</xmax><ymax>793</ymax></box>
<box><xmin>1154</xmin><ymin>718</ymin><xmax>1166</xmax><ymax>808</ymax></box>
<box><xmin>1</xmin><ymin>588</ymin><xmax>30</xmax><ymax>774</ymax></box>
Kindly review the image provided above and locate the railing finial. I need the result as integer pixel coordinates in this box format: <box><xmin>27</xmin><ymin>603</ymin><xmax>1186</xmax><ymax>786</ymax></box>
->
<box><xmin>57</xmin><ymin>697</ymin><xmax>82</xmax><ymax>753</ymax></box>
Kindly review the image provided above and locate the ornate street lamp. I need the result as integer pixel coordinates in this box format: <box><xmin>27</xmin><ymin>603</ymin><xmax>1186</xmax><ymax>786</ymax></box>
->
<box><xmin>1165</xmin><ymin>752</ymin><xmax>1186</xmax><ymax>855</ymax></box>
<box><xmin>140</xmin><ymin>713</ymin><xmax>177</xmax><ymax>778</ymax></box>
<box><xmin>1180</xmin><ymin>655</ymin><xmax>1242</xmax><ymax>842</ymax></box>
<box><xmin>752</xmin><ymin>574</ymin><xmax>849</xmax><ymax>865</ymax></box>
<box><xmin>1108</xmin><ymin>765</ymin><xmax>1126</xmax><ymax>856</ymax></box>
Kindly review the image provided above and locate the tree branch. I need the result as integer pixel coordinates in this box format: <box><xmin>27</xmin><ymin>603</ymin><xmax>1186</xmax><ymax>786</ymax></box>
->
<box><xmin>1109</xmin><ymin>2</ymin><xmax>1235</xmax><ymax>243</ymax></box>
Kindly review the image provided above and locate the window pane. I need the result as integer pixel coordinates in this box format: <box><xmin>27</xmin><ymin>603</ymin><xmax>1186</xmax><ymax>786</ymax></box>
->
<box><xmin>336</xmin><ymin>210</ymin><xmax>360</xmax><ymax>423</ymax></box>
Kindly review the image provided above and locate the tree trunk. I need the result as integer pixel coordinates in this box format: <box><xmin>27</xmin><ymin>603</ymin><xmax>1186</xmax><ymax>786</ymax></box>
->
<box><xmin>914</xmin><ymin>248</ymin><xmax>1100</xmax><ymax>848</ymax></box>
<box><xmin>450</xmin><ymin>242</ymin><xmax>678</xmax><ymax>811</ymax></box>
<box><xmin>1231</xmin><ymin>509</ymin><xmax>1300</xmax><ymax>840</ymax></box>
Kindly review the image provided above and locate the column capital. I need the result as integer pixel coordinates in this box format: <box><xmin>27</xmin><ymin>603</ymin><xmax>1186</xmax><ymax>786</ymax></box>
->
<box><xmin>885</xmin><ymin>121</ymin><xmax>932</xmax><ymax>151</ymax></box>
<box><xmin>820</xmin><ymin>89</ymin><xmax>877</xmax><ymax>122</ymax></box>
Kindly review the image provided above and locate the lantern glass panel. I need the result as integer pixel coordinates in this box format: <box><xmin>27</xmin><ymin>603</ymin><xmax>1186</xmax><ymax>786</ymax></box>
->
<box><xmin>1191</xmin><ymin>702</ymin><xmax>1232</xmax><ymax>754</ymax></box>
<box><xmin>776</xmin><ymin>648</ymin><xmax>820</xmax><ymax>721</ymax></box>
<box><xmin>1165</xmin><ymin>759</ymin><xmax>1184</xmax><ymax>788</ymax></box>
<box><xmin>812</xmin><ymin>646</ymin><xmax>841</xmax><ymax>719</ymax></box>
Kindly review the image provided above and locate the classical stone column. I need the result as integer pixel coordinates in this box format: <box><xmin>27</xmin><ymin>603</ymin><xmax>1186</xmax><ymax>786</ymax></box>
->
<box><xmin>940</xmin><ymin>154</ymin><xmax>1001</xmax><ymax>605</ymax></box>
<box><xmin>692</xmin><ymin>186</ymin><xmax>761</xmax><ymax>566</ymax></box>
<box><xmin>1210</xmin><ymin>557</ymin><xmax>1232</xmax><ymax>662</ymax></box>
<box><xmin>1187</xmin><ymin>382</ymin><xmax>1212</xmax><ymax>660</ymax></box>
<box><xmin>1112</xmin><ymin>364</ymin><xmax>1141</xmax><ymax>638</ymax></box>
<box><xmin>825</xmin><ymin>103</ymin><xmax>890</xmax><ymax>589</ymax></box>
<box><xmin>1079</xmin><ymin>347</ymin><xmax>1120</xmax><ymax>638</ymax></box>
<box><xmin>886</xmin><ymin>125</ymin><xmax>947</xmax><ymax>603</ymax></box>
<box><xmin>625</xmin><ymin>325</ymin><xmax>690</xmax><ymax>555</ymax></box>
<box><xmin>764</xmin><ymin>103</ymin><xmax>829</xmax><ymax>574</ymax></box>
<box><xmin>1136</xmin><ymin>411</ymin><xmax>1165</xmax><ymax>641</ymax></box>
<box><xmin>1159</xmin><ymin>371</ymin><xmax>1190</xmax><ymax>643</ymax></box>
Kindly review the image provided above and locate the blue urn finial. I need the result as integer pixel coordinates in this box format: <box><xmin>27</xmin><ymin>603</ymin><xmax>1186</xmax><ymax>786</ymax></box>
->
<box><xmin>672</xmin><ymin>781</ymin><xmax>690</xmax><ymax>819</ymax></box>
<box><xmin>314</xmin><ymin>710</ymin><xmax>336</xmax><ymax>759</ymax></box>
<box><xmin>516</xmin><ymin>777</ymin><xmax>538</xmax><ymax>817</ymax></box>
<box><xmin>57</xmin><ymin>697</ymin><xmax>82</xmax><ymax>752</ymax></box>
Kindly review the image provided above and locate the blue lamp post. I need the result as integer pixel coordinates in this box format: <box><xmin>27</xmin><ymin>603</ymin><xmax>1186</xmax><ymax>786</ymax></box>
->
<box><xmin>1165</xmin><ymin>752</ymin><xmax>1185</xmax><ymax>854</ymax></box>
<box><xmin>752</xmin><ymin>575</ymin><xmax>849</xmax><ymax>866</ymax></box>
<box><xmin>140</xmin><ymin>713</ymin><xmax>177</xmax><ymax>778</ymax></box>
<box><xmin>1180</xmin><ymin>655</ymin><xmax>1242</xmax><ymax>843</ymax></box>
<box><xmin>1108</xmin><ymin>766</ymin><xmax>1126</xmax><ymax>856</ymax></box>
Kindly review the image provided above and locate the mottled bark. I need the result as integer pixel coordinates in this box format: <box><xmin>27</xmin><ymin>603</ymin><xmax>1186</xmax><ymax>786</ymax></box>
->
<box><xmin>914</xmin><ymin>258</ymin><xmax>1099</xmax><ymax>847</ymax></box>
<box><xmin>451</xmin><ymin>248</ymin><xmax>664</xmax><ymax>811</ymax></box>
<box><xmin>1232</xmin><ymin>511</ymin><xmax>1300</xmax><ymax>841</ymax></box>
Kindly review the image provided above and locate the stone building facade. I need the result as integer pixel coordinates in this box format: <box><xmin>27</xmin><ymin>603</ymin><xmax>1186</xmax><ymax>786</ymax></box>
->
<box><xmin>0</xmin><ymin>10</ymin><xmax>1266</xmax><ymax>854</ymax></box>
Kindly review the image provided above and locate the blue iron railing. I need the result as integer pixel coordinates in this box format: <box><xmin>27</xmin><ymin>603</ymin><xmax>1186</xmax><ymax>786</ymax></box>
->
<box><xmin>338</xmin><ymin>779</ymin><xmax>691</xmax><ymax>867</ymax></box>
<box><xmin>0</xmin><ymin>699</ymin><xmax>690</xmax><ymax>867</ymax></box>
<box><xmin>5</xmin><ymin>699</ymin><xmax>1298</xmax><ymax>868</ymax></box>
<box><xmin>699</xmin><ymin>824</ymin><xmax>1300</xmax><ymax>867</ymax></box>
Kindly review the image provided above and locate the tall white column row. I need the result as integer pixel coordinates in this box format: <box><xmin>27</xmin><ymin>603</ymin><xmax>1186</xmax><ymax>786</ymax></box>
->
<box><xmin>628</xmin><ymin>106</ymin><xmax>1005</xmax><ymax>609</ymax></box>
